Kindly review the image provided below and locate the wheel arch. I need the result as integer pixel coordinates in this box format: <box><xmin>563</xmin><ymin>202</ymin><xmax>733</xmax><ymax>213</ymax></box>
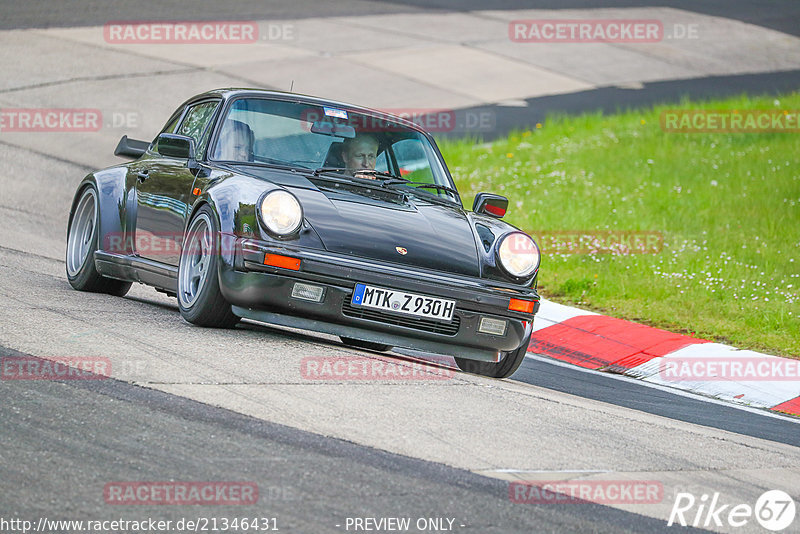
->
<box><xmin>68</xmin><ymin>167</ymin><xmax>129</xmax><ymax>255</ymax></box>
<box><xmin>185</xmin><ymin>179</ymin><xmax>256</xmax><ymax>271</ymax></box>
<box><xmin>183</xmin><ymin>196</ymin><xmax>239</xmax><ymax>283</ymax></box>
<box><xmin>67</xmin><ymin>175</ymin><xmax>98</xmax><ymax>235</ymax></box>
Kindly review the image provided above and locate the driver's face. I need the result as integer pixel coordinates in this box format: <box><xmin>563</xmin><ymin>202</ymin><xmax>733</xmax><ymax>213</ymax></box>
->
<box><xmin>343</xmin><ymin>138</ymin><xmax>378</xmax><ymax>170</ymax></box>
<box><xmin>220</xmin><ymin>129</ymin><xmax>251</xmax><ymax>161</ymax></box>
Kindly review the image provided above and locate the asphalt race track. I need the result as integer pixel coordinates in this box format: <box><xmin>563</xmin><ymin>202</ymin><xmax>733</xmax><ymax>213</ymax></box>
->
<box><xmin>1</xmin><ymin>2</ymin><xmax>799</xmax><ymax>533</ymax></box>
<box><xmin>1</xmin><ymin>349</ymin><xmax>707</xmax><ymax>534</ymax></box>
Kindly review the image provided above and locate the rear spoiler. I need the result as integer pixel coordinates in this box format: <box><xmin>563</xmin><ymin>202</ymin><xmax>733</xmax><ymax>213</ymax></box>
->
<box><xmin>114</xmin><ymin>135</ymin><xmax>150</xmax><ymax>159</ymax></box>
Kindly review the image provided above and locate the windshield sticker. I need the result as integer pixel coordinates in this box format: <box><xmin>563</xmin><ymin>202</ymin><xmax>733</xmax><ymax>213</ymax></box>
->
<box><xmin>324</xmin><ymin>107</ymin><xmax>348</xmax><ymax>120</ymax></box>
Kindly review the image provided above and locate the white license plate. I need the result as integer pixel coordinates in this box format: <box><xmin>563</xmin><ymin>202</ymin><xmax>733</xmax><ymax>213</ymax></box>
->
<box><xmin>351</xmin><ymin>283</ymin><xmax>455</xmax><ymax>322</ymax></box>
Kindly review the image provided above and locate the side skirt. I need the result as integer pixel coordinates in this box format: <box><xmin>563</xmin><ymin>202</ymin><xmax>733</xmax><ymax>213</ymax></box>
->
<box><xmin>94</xmin><ymin>251</ymin><xmax>177</xmax><ymax>293</ymax></box>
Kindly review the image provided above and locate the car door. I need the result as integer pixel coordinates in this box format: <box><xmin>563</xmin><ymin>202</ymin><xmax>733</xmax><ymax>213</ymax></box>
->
<box><xmin>134</xmin><ymin>100</ymin><xmax>219</xmax><ymax>266</ymax></box>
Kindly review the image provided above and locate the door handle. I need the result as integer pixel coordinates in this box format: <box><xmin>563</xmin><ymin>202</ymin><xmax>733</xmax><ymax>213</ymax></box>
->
<box><xmin>136</xmin><ymin>170</ymin><xmax>150</xmax><ymax>182</ymax></box>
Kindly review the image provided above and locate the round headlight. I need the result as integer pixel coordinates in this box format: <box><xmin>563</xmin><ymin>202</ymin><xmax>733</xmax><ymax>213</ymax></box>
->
<box><xmin>259</xmin><ymin>190</ymin><xmax>303</xmax><ymax>236</ymax></box>
<box><xmin>497</xmin><ymin>232</ymin><xmax>540</xmax><ymax>278</ymax></box>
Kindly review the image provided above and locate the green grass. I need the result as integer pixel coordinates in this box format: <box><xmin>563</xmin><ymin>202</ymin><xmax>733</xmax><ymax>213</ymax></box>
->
<box><xmin>439</xmin><ymin>93</ymin><xmax>800</xmax><ymax>357</ymax></box>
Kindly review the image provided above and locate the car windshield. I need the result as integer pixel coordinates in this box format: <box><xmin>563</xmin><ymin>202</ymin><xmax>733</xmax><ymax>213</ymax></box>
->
<box><xmin>209</xmin><ymin>97</ymin><xmax>457</xmax><ymax>201</ymax></box>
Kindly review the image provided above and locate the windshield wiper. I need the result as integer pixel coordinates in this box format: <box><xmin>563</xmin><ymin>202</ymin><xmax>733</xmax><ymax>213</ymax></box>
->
<box><xmin>313</xmin><ymin>167</ymin><xmax>350</xmax><ymax>177</ymax></box>
<box><xmin>413</xmin><ymin>183</ymin><xmax>459</xmax><ymax>196</ymax></box>
<box><xmin>384</xmin><ymin>181</ymin><xmax>459</xmax><ymax>197</ymax></box>
<box><xmin>312</xmin><ymin>167</ymin><xmax>405</xmax><ymax>181</ymax></box>
<box><xmin>219</xmin><ymin>161</ymin><xmax>300</xmax><ymax>173</ymax></box>
<box><xmin>353</xmin><ymin>169</ymin><xmax>405</xmax><ymax>181</ymax></box>
<box><xmin>308</xmin><ymin>172</ymin><xmax>410</xmax><ymax>203</ymax></box>
<box><xmin>312</xmin><ymin>168</ymin><xmax>457</xmax><ymax>199</ymax></box>
<box><xmin>309</xmin><ymin>170</ymin><xmax>406</xmax><ymax>194</ymax></box>
<box><xmin>311</xmin><ymin>168</ymin><xmax>385</xmax><ymax>185</ymax></box>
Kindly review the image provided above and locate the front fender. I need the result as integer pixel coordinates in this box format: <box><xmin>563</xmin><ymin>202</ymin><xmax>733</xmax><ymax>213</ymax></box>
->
<box><xmin>187</xmin><ymin>173</ymin><xmax>325</xmax><ymax>272</ymax></box>
<box><xmin>467</xmin><ymin>212</ymin><xmax>538</xmax><ymax>287</ymax></box>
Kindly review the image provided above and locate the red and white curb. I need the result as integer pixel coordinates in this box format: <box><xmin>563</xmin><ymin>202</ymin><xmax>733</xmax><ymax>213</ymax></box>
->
<box><xmin>527</xmin><ymin>299</ymin><xmax>800</xmax><ymax>417</ymax></box>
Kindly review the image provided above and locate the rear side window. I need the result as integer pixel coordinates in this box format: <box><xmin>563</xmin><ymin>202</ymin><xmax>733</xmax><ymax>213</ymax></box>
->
<box><xmin>175</xmin><ymin>101</ymin><xmax>219</xmax><ymax>158</ymax></box>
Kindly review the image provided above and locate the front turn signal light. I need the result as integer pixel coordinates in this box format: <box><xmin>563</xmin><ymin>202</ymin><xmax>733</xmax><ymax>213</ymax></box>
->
<box><xmin>264</xmin><ymin>253</ymin><xmax>301</xmax><ymax>271</ymax></box>
<box><xmin>508</xmin><ymin>298</ymin><xmax>536</xmax><ymax>314</ymax></box>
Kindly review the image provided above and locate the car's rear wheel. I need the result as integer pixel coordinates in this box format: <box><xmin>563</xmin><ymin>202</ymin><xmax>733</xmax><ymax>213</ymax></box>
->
<box><xmin>178</xmin><ymin>206</ymin><xmax>239</xmax><ymax>328</ymax></box>
<box><xmin>340</xmin><ymin>336</ymin><xmax>393</xmax><ymax>352</ymax></box>
<box><xmin>454</xmin><ymin>333</ymin><xmax>531</xmax><ymax>379</ymax></box>
<box><xmin>66</xmin><ymin>185</ymin><xmax>132</xmax><ymax>297</ymax></box>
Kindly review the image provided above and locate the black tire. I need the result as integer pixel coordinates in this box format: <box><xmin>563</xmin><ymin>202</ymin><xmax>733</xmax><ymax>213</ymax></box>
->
<box><xmin>177</xmin><ymin>205</ymin><xmax>240</xmax><ymax>328</ymax></box>
<box><xmin>454</xmin><ymin>334</ymin><xmax>531</xmax><ymax>379</ymax></box>
<box><xmin>66</xmin><ymin>185</ymin><xmax>132</xmax><ymax>297</ymax></box>
<box><xmin>340</xmin><ymin>336</ymin><xmax>393</xmax><ymax>352</ymax></box>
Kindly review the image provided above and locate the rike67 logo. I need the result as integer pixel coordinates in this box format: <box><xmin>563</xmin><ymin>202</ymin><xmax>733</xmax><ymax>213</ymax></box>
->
<box><xmin>668</xmin><ymin>490</ymin><xmax>796</xmax><ymax>531</ymax></box>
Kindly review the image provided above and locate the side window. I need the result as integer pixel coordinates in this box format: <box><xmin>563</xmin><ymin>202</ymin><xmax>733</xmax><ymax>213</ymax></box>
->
<box><xmin>374</xmin><ymin>149</ymin><xmax>389</xmax><ymax>173</ymax></box>
<box><xmin>171</xmin><ymin>101</ymin><xmax>219</xmax><ymax>158</ymax></box>
<box><xmin>163</xmin><ymin>114</ymin><xmax>181</xmax><ymax>134</ymax></box>
<box><xmin>391</xmin><ymin>138</ymin><xmax>433</xmax><ymax>181</ymax></box>
<box><xmin>150</xmin><ymin>113</ymin><xmax>181</xmax><ymax>151</ymax></box>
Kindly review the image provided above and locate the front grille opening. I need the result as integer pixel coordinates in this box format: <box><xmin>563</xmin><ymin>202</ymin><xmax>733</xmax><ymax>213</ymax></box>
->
<box><xmin>342</xmin><ymin>299</ymin><xmax>460</xmax><ymax>336</ymax></box>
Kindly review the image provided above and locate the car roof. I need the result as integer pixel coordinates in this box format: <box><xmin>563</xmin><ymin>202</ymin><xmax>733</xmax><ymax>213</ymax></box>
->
<box><xmin>184</xmin><ymin>88</ymin><xmax>430</xmax><ymax>135</ymax></box>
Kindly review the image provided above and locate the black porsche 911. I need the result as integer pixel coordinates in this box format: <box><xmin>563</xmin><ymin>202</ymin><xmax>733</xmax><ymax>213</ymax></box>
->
<box><xmin>66</xmin><ymin>89</ymin><xmax>541</xmax><ymax>378</ymax></box>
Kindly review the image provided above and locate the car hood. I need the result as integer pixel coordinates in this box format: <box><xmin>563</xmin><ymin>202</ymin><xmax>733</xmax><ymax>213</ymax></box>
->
<box><xmin>289</xmin><ymin>186</ymin><xmax>481</xmax><ymax>276</ymax></box>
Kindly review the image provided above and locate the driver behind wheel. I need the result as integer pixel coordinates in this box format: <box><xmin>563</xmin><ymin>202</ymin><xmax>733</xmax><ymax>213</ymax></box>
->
<box><xmin>215</xmin><ymin>119</ymin><xmax>255</xmax><ymax>162</ymax></box>
<box><xmin>341</xmin><ymin>133</ymin><xmax>379</xmax><ymax>179</ymax></box>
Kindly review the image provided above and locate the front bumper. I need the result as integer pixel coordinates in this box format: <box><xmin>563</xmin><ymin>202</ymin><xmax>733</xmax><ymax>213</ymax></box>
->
<box><xmin>221</xmin><ymin>239</ymin><xmax>539</xmax><ymax>362</ymax></box>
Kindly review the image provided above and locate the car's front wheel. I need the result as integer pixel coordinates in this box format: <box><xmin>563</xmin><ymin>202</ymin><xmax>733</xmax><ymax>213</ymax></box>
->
<box><xmin>66</xmin><ymin>185</ymin><xmax>132</xmax><ymax>297</ymax></box>
<box><xmin>178</xmin><ymin>206</ymin><xmax>239</xmax><ymax>328</ymax></box>
<box><xmin>454</xmin><ymin>333</ymin><xmax>531</xmax><ymax>379</ymax></box>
